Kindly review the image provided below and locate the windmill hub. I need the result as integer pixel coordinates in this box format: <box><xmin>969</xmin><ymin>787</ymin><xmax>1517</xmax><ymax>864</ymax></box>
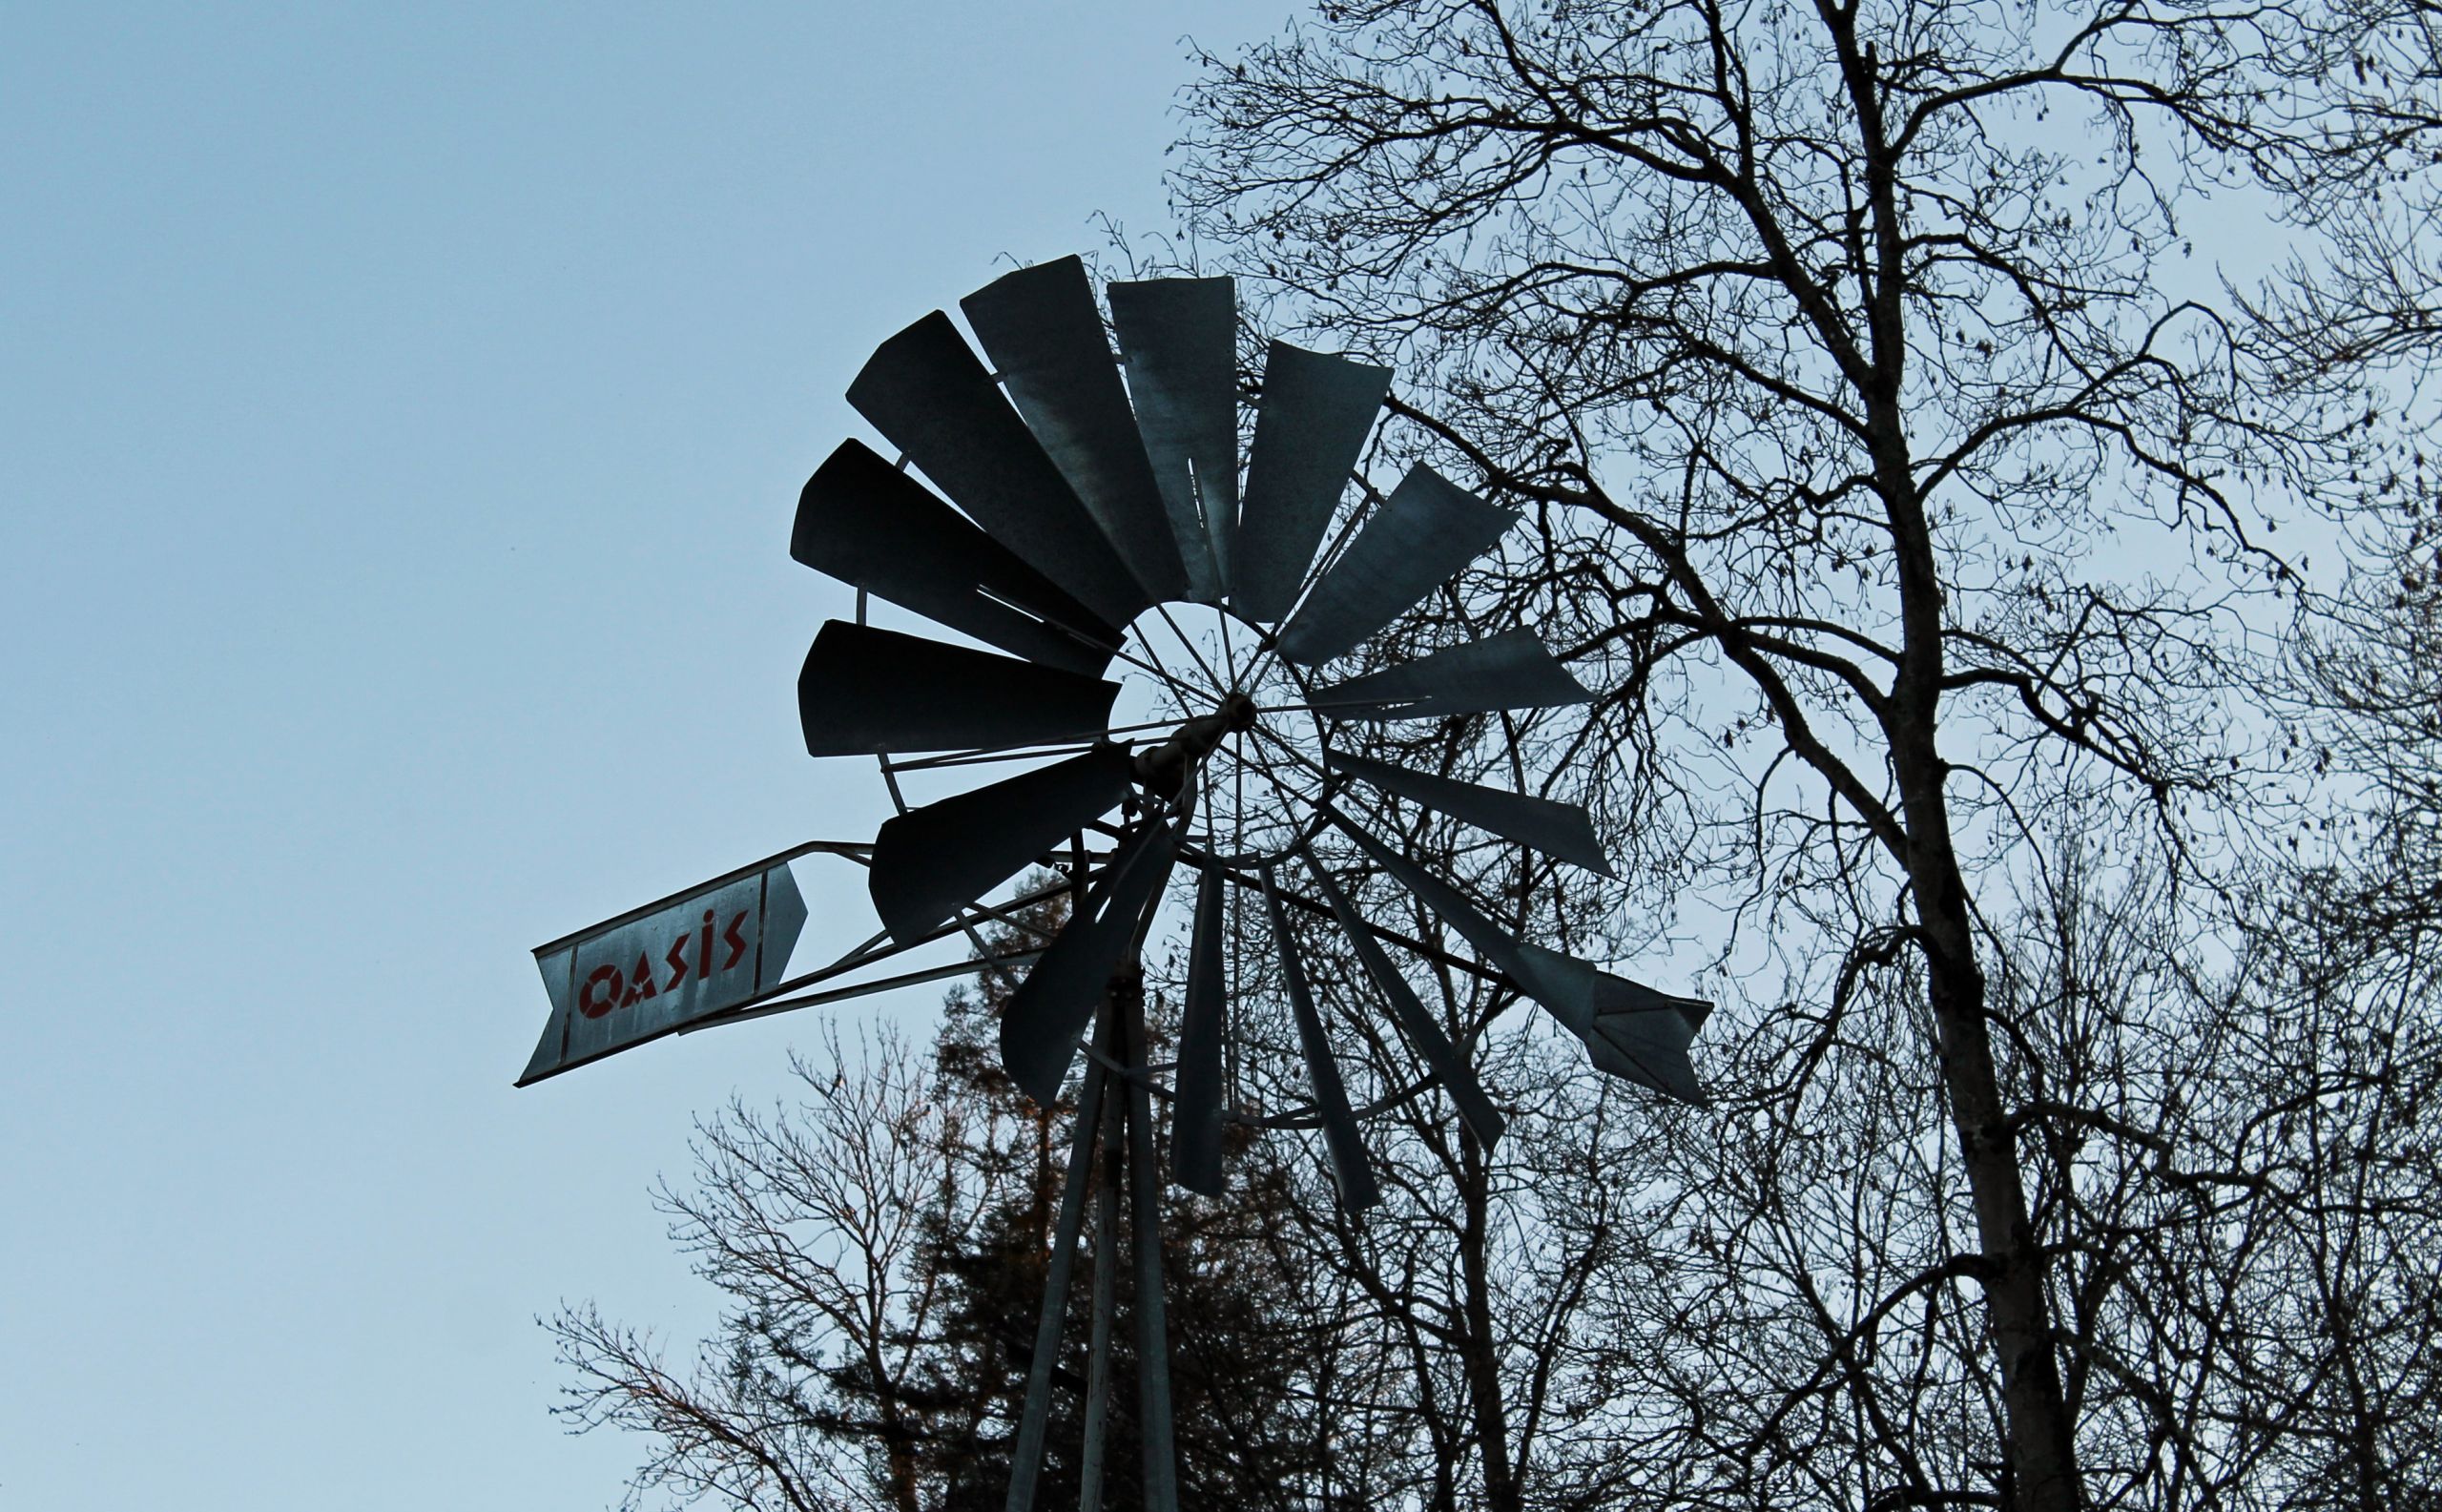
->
<box><xmin>1129</xmin><ymin>692</ymin><xmax>1256</xmax><ymax>799</ymax></box>
<box><xmin>1097</xmin><ymin>599</ymin><xmax>1333</xmax><ymax>863</ymax></box>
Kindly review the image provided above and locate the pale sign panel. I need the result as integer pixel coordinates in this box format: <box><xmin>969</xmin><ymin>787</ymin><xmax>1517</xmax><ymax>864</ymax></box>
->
<box><xmin>520</xmin><ymin>861</ymin><xmax>808</xmax><ymax>1085</ymax></box>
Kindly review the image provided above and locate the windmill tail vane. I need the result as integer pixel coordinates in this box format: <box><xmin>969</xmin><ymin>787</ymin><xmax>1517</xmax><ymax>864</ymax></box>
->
<box><xmin>780</xmin><ymin>254</ymin><xmax>1714</xmax><ymax>1508</ymax></box>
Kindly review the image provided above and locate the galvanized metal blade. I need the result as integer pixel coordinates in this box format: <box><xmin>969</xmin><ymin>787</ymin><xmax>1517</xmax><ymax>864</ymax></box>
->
<box><xmin>868</xmin><ymin>745</ymin><xmax>1136</xmax><ymax>946</ymax></box>
<box><xmin>999</xmin><ymin>822</ymin><xmax>1181</xmax><ymax>1106</ymax></box>
<box><xmin>1326</xmin><ymin>750</ymin><xmax>1615</xmax><ymax>877</ymax></box>
<box><xmin>1311</xmin><ymin>630</ymin><xmax>1594</xmax><ymax>720</ymax></box>
<box><xmin>846</xmin><ymin>310</ymin><xmax>1148</xmax><ymax>629</ymax></box>
<box><xmin>962</xmin><ymin>257</ymin><xmax>1190</xmax><ymax>606</ymax></box>
<box><xmin>1578</xmin><ymin>968</ymin><xmax>1711</xmax><ymax>1105</ymax></box>
<box><xmin>1299</xmin><ymin>847</ymin><xmax>1507</xmax><ymax>1148</ymax></box>
<box><xmin>1330</xmin><ymin>806</ymin><xmax>1708</xmax><ymax>1103</ymax></box>
<box><xmin>794</xmin><ymin>440</ymin><xmax>1121</xmax><ymax>676</ymax></box>
<box><xmin>1260</xmin><ymin>863</ymin><xmax>1380</xmax><ymax>1210</ymax></box>
<box><xmin>797</xmin><ymin>621</ymin><xmax>1119</xmax><ymax>756</ymax></box>
<box><xmin>1169</xmin><ymin>866</ymin><xmax>1228</xmax><ymax>1194</ymax></box>
<box><xmin>1329</xmin><ymin>804</ymin><xmax>1598</xmax><ymax>1018</ymax></box>
<box><xmin>1108</xmin><ymin>275</ymin><xmax>1236</xmax><ymax>602</ymax></box>
<box><xmin>1231</xmin><ymin>342</ymin><xmax>1391</xmax><ymax>623</ymax></box>
<box><xmin>1276</xmin><ymin>465</ymin><xmax>1515</xmax><ymax>665</ymax></box>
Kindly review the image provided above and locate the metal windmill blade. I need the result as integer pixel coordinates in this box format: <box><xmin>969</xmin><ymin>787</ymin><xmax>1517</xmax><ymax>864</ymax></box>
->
<box><xmin>790</xmin><ymin>254</ymin><xmax>1713</xmax><ymax>1512</ymax></box>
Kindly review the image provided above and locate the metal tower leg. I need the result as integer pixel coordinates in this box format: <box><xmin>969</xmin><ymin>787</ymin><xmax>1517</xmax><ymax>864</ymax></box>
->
<box><xmin>1003</xmin><ymin>1003</ymin><xmax>1111</xmax><ymax>1512</ymax></box>
<box><xmin>1078</xmin><ymin>1007</ymin><xmax>1125</xmax><ymax>1512</ymax></box>
<box><xmin>1121</xmin><ymin>973</ymin><xmax>1180</xmax><ymax>1512</ymax></box>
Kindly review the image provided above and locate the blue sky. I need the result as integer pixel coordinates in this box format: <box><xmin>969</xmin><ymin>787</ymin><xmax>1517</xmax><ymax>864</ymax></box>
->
<box><xmin>0</xmin><ymin>6</ymin><xmax>1282</xmax><ymax>1505</ymax></box>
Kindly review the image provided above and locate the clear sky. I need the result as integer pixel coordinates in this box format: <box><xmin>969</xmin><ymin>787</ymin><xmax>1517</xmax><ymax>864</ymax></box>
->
<box><xmin>0</xmin><ymin>6</ymin><xmax>1283</xmax><ymax>1505</ymax></box>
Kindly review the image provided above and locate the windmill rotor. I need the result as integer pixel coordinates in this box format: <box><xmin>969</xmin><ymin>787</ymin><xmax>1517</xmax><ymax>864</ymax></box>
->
<box><xmin>790</xmin><ymin>254</ymin><xmax>1711</xmax><ymax>1509</ymax></box>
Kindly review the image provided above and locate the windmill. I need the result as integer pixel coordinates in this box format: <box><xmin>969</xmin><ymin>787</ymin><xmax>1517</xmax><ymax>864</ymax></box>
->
<box><xmin>787</xmin><ymin>255</ymin><xmax>1713</xmax><ymax>1509</ymax></box>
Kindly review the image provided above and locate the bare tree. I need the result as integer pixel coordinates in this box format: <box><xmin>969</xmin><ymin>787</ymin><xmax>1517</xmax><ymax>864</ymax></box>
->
<box><xmin>549</xmin><ymin>1024</ymin><xmax>982</xmax><ymax>1512</ymax></box>
<box><xmin>2254</xmin><ymin>495</ymin><xmax>2442</xmax><ymax>1508</ymax></box>
<box><xmin>549</xmin><ymin>897</ymin><xmax>1351</xmax><ymax>1512</ymax></box>
<box><xmin>1164</xmin><ymin>2</ymin><xmax>2442</xmax><ymax>1507</ymax></box>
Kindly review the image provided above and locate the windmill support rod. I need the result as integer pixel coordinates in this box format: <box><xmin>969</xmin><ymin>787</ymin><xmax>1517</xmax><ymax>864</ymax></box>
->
<box><xmin>527</xmin><ymin>838</ymin><xmax>875</xmax><ymax>957</ymax></box>
<box><xmin>1171</xmin><ymin>843</ymin><xmax>1505</xmax><ymax>986</ymax></box>
<box><xmin>682</xmin><ymin>952</ymin><xmax>1045</xmax><ymax>1033</ymax></box>
<box><xmin>680</xmin><ymin>871</ymin><xmax>1080</xmax><ymax>1040</ymax></box>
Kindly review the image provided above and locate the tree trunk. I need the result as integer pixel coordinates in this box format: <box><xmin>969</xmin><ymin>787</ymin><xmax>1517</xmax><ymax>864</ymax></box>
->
<box><xmin>1458</xmin><ymin>1132</ymin><xmax>1521</xmax><ymax>1512</ymax></box>
<box><xmin>1855</xmin><ymin>21</ymin><xmax>2083</xmax><ymax>1464</ymax></box>
<box><xmin>1885</xmin><ymin>506</ymin><xmax>2082</xmax><ymax>1508</ymax></box>
<box><xmin>1911</xmin><ymin>830</ymin><xmax>2082</xmax><ymax>1512</ymax></box>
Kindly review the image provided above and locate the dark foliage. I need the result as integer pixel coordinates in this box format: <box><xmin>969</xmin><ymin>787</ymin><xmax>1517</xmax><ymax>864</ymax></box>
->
<box><xmin>548</xmin><ymin>885</ymin><xmax>1339</xmax><ymax>1512</ymax></box>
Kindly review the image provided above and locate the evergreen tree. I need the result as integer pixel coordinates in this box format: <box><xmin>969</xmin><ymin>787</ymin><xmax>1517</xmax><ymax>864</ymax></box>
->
<box><xmin>550</xmin><ymin>879</ymin><xmax>1340</xmax><ymax>1511</ymax></box>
